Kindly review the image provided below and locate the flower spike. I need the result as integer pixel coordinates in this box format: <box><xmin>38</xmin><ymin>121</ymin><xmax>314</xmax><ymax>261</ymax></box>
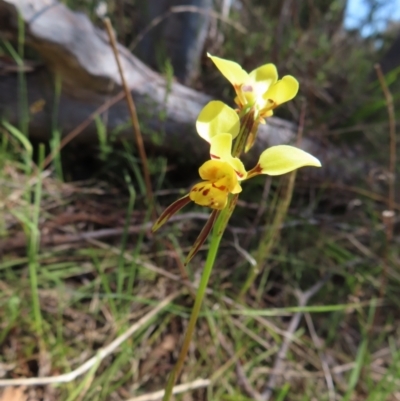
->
<box><xmin>154</xmin><ymin>54</ymin><xmax>321</xmax><ymax>264</ymax></box>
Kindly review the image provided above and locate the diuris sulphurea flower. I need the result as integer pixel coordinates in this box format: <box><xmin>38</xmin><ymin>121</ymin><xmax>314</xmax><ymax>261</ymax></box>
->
<box><xmin>189</xmin><ymin>159</ymin><xmax>243</xmax><ymax>209</ymax></box>
<box><xmin>152</xmin><ymin>158</ymin><xmax>241</xmax><ymax>234</ymax></box>
<box><xmin>208</xmin><ymin>53</ymin><xmax>299</xmax><ymax>151</ymax></box>
<box><xmin>207</xmin><ymin>54</ymin><xmax>298</xmax><ymax>118</ymax></box>
<box><xmin>160</xmin><ymin>53</ymin><xmax>322</xmax><ymax>401</ymax></box>
<box><xmin>151</xmin><ymin>133</ymin><xmax>246</xmax><ymax>236</ymax></box>
<box><xmin>152</xmin><ymin>58</ymin><xmax>320</xmax><ymax>264</ymax></box>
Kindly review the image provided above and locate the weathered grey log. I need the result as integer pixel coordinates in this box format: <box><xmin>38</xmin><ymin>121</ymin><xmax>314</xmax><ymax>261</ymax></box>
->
<box><xmin>0</xmin><ymin>0</ymin><xmax>366</xmax><ymax>182</ymax></box>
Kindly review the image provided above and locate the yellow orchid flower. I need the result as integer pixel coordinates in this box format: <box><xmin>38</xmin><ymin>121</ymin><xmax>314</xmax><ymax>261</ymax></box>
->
<box><xmin>152</xmin><ymin>157</ymin><xmax>242</xmax><ymax>264</ymax></box>
<box><xmin>152</xmin><ymin>158</ymin><xmax>241</xmax><ymax>232</ymax></box>
<box><xmin>208</xmin><ymin>53</ymin><xmax>299</xmax><ymax>119</ymax></box>
<box><xmin>190</xmin><ymin>159</ymin><xmax>242</xmax><ymax>209</ymax></box>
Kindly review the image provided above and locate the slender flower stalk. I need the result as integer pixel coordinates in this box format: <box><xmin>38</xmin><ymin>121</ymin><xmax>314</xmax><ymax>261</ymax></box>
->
<box><xmin>162</xmin><ymin>194</ymin><xmax>237</xmax><ymax>401</ymax></box>
<box><xmin>161</xmin><ymin>106</ymin><xmax>256</xmax><ymax>401</ymax></box>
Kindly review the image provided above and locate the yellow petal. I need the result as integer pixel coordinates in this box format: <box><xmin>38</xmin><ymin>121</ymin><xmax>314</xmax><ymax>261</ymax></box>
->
<box><xmin>264</xmin><ymin>75</ymin><xmax>299</xmax><ymax>106</ymax></box>
<box><xmin>249</xmin><ymin>63</ymin><xmax>278</xmax><ymax>95</ymax></box>
<box><xmin>196</xmin><ymin>101</ymin><xmax>240</xmax><ymax>142</ymax></box>
<box><xmin>210</xmin><ymin>133</ymin><xmax>233</xmax><ymax>160</ymax></box>
<box><xmin>213</xmin><ymin>174</ymin><xmax>241</xmax><ymax>194</ymax></box>
<box><xmin>210</xmin><ymin>134</ymin><xmax>247</xmax><ymax>180</ymax></box>
<box><xmin>189</xmin><ymin>182</ymin><xmax>229</xmax><ymax>210</ymax></box>
<box><xmin>198</xmin><ymin>159</ymin><xmax>235</xmax><ymax>183</ymax></box>
<box><xmin>231</xmin><ymin>181</ymin><xmax>242</xmax><ymax>194</ymax></box>
<box><xmin>257</xmin><ymin>145</ymin><xmax>321</xmax><ymax>176</ymax></box>
<box><xmin>228</xmin><ymin>159</ymin><xmax>247</xmax><ymax>182</ymax></box>
<box><xmin>208</xmin><ymin>53</ymin><xmax>249</xmax><ymax>87</ymax></box>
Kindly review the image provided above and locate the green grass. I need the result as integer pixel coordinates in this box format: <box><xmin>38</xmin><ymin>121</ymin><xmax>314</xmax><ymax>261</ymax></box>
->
<box><xmin>1</xmin><ymin>0</ymin><xmax>400</xmax><ymax>400</ymax></box>
<box><xmin>2</xmin><ymin>146</ymin><xmax>397</xmax><ymax>399</ymax></box>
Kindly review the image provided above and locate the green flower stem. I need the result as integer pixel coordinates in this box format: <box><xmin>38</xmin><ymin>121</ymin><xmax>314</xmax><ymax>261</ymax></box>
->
<box><xmin>163</xmin><ymin>107</ymin><xmax>255</xmax><ymax>400</ymax></box>
<box><xmin>162</xmin><ymin>195</ymin><xmax>238</xmax><ymax>401</ymax></box>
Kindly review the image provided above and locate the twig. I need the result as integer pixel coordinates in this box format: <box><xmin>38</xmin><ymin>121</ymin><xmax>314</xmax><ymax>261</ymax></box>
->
<box><xmin>104</xmin><ymin>18</ymin><xmax>154</xmax><ymax>214</ymax></box>
<box><xmin>295</xmin><ymin>100</ymin><xmax>306</xmax><ymax>145</ymax></box>
<box><xmin>0</xmin><ymin>292</ymin><xmax>179</xmax><ymax>387</ymax></box>
<box><xmin>126</xmin><ymin>378</ymin><xmax>210</xmax><ymax>401</ymax></box>
<box><xmin>162</xmin><ymin>238</ymin><xmax>196</xmax><ymax>299</ymax></box>
<box><xmin>260</xmin><ymin>274</ymin><xmax>331</xmax><ymax>401</ymax></box>
<box><xmin>218</xmin><ymin>332</ymin><xmax>261</xmax><ymax>400</ymax></box>
<box><xmin>239</xmin><ymin>102</ymin><xmax>307</xmax><ymax>299</ymax></box>
<box><xmin>235</xmin><ymin>362</ymin><xmax>260</xmax><ymax>400</ymax></box>
<box><xmin>272</xmin><ymin>0</ymin><xmax>293</xmax><ymax>63</ymax></box>
<box><xmin>374</xmin><ymin>64</ymin><xmax>396</xmax><ymax>221</ymax></box>
<box><xmin>374</xmin><ymin>64</ymin><xmax>396</xmax><ymax>300</ymax></box>
<box><xmin>305</xmin><ymin>313</ymin><xmax>335</xmax><ymax>401</ymax></box>
<box><xmin>242</xmin><ymin>176</ymin><xmax>271</xmax><ymax>250</ymax></box>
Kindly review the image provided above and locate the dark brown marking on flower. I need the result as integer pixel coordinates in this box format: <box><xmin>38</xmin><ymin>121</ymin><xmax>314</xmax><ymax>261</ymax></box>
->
<box><xmin>202</xmin><ymin>188</ymin><xmax>210</xmax><ymax>196</ymax></box>
<box><xmin>235</xmin><ymin>170</ymin><xmax>245</xmax><ymax>179</ymax></box>
<box><xmin>193</xmin><ymin>185</ymin><xmax>205</xmax><ymax>193</ymax></box>
<box><xmin>212</xmin><ymin>183</ymin><xmax>226</xmax><ymax>191</ymax></box>
<box><xmin>210</xmin><ymin>153</ymin><xmax>220</xmax><ymax>160</ymax></box>
<box><xmin>246</xmin><ymin>163</ymin><xmax>263</xmax><ymax>179</ymax></box>
<box><xmin>254</xmin><ymin>164</ymin><xmax>262</xmax><ymax>173</ymax></box>
<box><xmin>265</xmin><ymin>99</ymin><xmax>276</xmax><ymax>109</ymax></box>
